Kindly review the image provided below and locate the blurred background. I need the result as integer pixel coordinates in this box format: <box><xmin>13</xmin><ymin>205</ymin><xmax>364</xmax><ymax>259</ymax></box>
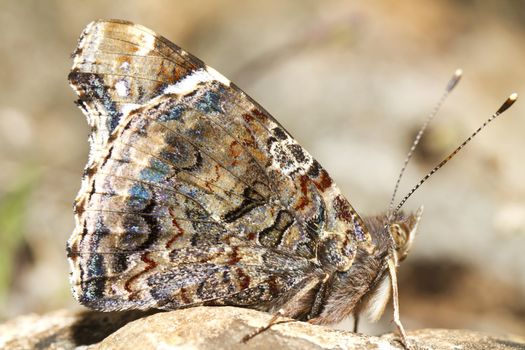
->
<box><xmin>0</xmin><ymin>0</ymin><xmax>524</xmax><ymax>337</ymax></box>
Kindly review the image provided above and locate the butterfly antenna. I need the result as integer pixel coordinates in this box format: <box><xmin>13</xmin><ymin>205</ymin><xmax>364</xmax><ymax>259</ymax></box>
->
<box><xmin>394</xmin><ymin>93</ymin><xmax>518</xmax><ymax>214</ymax></box>
<box><xmin>388</xmin><ymin>69</ymin><xmax>463</xmax><ymax>217</ymax></box>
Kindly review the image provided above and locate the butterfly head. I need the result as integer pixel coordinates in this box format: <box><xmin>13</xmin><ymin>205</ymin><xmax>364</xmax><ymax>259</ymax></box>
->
<box><xmin>387</xmin><ymin>206</ymin><xmax>423</xmax><ymax>262</ymax></box>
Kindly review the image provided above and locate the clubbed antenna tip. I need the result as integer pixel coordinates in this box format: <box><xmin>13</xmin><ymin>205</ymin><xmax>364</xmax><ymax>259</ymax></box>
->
<box><xmin>394</xmin><ymin>92</ymin><xmax>518</xmax><ymax>214</ymax></box>
<box><xmin>446</xmin><ymin>69</ymin><xmax>463</xmax><ymax>92</ymax></box>
<box><xmin>388</xmin><ymin>68</ymin><xmax>463</xmax><ymax>216</ymax></box>
<box><xmin>497</xmin><ymin>93</ymin><xmax>518</xmax><ymax>114</ymax></box>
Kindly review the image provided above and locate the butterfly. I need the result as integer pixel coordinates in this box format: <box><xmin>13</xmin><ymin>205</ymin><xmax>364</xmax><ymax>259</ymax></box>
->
<box><xmin>67</xmin><ymin>19</ymin><xmax>435</xmax><ymax>347</ymax></box>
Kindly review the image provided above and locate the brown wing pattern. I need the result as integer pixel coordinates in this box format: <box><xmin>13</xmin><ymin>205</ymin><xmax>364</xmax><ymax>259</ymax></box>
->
<box><xmin>67</xmin><ymin>20</ymin><xmax>370</xmax><ymax>312</ymax></box>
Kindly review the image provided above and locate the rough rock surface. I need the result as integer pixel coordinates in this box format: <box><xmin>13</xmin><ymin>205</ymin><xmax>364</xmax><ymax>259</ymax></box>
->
<box><xmin>1</xmin><ymin>307</ymin><xmax>524</xmax><ymax>350</ymax></box>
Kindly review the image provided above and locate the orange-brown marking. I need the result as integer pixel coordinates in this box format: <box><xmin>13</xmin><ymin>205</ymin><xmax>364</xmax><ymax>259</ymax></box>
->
<box><xmin>116</xmin><ymin>55</ymin><xmax>130</xmax><ymax>68</ymax></box>
<box><xmin>227</xmin><ymin>246</ymin><xmax>241</xmax><ymax>265</ymax></box>
<box><xmin>241</xmin><ymin>131</ymin><xmax>257</xmax><ymax>149</ymax></box>
<box><xmin>194</xmin><ymin>246</ymin><xmax>226</xmax><ymax>264</ymax></box>
<box><xmin>251</xmin><ymin>108</ymin><xmax>267</xmax><ymax>123</ymax></box>
<box><xmin>166</xmin><ymin>212</ymin><xmax>185</xmax><ymax>249</ymax></box>
<box><xmin>229</xmin><ymin>140</ymin><xmax>242</xmax><ymax>158</ymax></box>
<box><xmin>242</xmin><ymin>113</ymin><xmax>254</xmax><ymax>123</ymax></box>
<box><xmin>314</xmin><ymin>170</ymin><xmax>333</xmax><ymax>192</ymax></box>
<box><xmin>229</xmin><ymin>141</ymin><xmax>242</xmax><ymax>167</ymax></box>
<box><xmin>295</xmin><ymin>175</ymin><xmax>311</xmax><ymax>210</ymax></box>
<box><xmin>158</xmin><ymin>62</ymin><xmax>170</xmax><ymax>81</ymax></box>
<box><xmin>124</xmin><ymin>252</ymin><xmax>157</xmax><ymax>293</ymax></box>
<box><xmin>128</xmin><ymin>44</ymin><xmax>139</xmax><ymax>54</ymax></box>
<box><xmin>333</xmin><ymin>195</ymin><xmax>353</xmax><ymax>223</ymax></box>
<box><xmin>240</xmin><ymin>114</ymin><xmax>261</xmax><ymax>151</ymax></box>
<box><xmin>236</xmin><ymin>267</ymin><xmax>251</xmax><ymax>290</ymax></box>
<box><xmin>204</xmin><ymin>164</ymin><xmax>221</xmax><ymax>192</ymax></box>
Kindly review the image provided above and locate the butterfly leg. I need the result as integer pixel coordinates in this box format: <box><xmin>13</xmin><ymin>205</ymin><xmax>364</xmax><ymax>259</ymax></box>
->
<box><xmin>241</xmin><ymin>309</ymin><xmax>295</xmax><ymax>343</ymax></box>
<box><xmin>388</xmin><ymin>255</ymin><xmax>409</xmax><ymax>349</ymax></box>
<box><xmin>353</xmin><ymin>312</ymin><xmax>360</xmax><ymax>333</ymax></box>
<box><xmin>241</xmin><ymin>275</ymin><xmax>324</xmax><ymax>343</ymax></box>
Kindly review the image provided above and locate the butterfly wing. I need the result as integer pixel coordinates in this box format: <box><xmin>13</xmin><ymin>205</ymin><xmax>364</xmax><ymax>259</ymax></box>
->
<box><xmin>67</xmin><ymin>20</ymin><xmax>371</xmax><ymax>312</ymax></box>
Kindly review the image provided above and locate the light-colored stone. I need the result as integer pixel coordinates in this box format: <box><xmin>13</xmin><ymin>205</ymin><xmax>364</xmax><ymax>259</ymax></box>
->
<box><xmin>2</xmin><ymin>307</ymin><xmax>524</xmax><ymax>350</ymax></box>
<box><xmin>0</xmin><ymin>309</ymin><xmax>152</xmax><ymax>350</ymax></box>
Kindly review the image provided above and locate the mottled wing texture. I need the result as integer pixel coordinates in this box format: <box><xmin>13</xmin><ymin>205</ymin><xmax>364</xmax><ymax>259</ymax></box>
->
<box><xmin>67</xmin><ymin>20</ymin><xmax>371</xmax><ymax>313</ymax></box>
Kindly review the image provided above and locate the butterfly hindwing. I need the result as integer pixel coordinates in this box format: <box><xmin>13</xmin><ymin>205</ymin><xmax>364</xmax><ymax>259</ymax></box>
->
<box><xmin>68</xmin><ymin>20</ymin><xmax>371</xmax><ymax>315</ymax></box>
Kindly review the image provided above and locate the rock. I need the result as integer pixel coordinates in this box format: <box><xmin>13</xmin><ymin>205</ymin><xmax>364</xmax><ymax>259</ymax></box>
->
<box><xmin>1</xmin><ymin>307</ymin><xmax>524</xmax><ymax>350</ymax></box>
<box><xmin>0</xmin><ymin>309</ymin><xmax>154</xmax><ymax>350</ymax></box>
